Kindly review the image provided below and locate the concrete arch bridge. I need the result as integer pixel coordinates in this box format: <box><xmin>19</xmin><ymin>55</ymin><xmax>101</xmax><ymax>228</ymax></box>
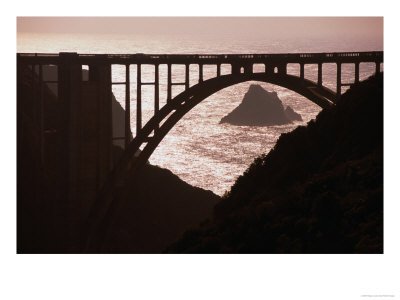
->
<box><xmin>17</xmin><ymin>51</ymin><xmax>383</xmax><ymax>250</ymax></box>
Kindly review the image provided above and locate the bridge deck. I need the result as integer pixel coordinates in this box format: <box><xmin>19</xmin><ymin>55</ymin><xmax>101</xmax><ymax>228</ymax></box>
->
<box><xmin>17</xmin><ymin>51</ymin><xmax>383</xmax><ymax>65</ymax></box>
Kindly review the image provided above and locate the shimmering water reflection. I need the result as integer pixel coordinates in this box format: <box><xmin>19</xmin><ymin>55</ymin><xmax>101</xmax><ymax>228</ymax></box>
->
<box><xmin>150</xmin><ymin>81</ymin><xmax>321</xmax><ymax>195</ymax></box>
<box><xmin>111</xmin><ymin>62</ymin><xmax>377</xmax><ymax>195</ymax></box>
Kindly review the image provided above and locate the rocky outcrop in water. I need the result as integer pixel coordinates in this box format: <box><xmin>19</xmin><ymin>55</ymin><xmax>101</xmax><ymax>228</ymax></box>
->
<box><xmin>284</xmin><ymin>106</ymin><xmax>302</xmax><ymax>121</ymax></box>
<box><xmin>220</xmin><ymin>84</ymin><xmax>302</xmax><ymax>126</ymax></box>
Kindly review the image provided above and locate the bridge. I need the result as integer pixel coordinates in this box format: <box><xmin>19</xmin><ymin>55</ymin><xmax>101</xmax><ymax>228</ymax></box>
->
<box><xmin>17</xmin><ymin>51</ymin><xmax>383</xmax><ymax>251</ymax></box>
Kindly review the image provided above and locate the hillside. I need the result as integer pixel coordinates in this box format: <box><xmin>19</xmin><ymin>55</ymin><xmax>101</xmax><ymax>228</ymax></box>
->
<box><xmin>101</xmin><ymin>162</ymin><xmax>219</xmax><ymax>253</ymax></box>
<box><xmin>167</xmin><ymin>74</ymin><xmax>383</xmax><ymax>254</ymax></box>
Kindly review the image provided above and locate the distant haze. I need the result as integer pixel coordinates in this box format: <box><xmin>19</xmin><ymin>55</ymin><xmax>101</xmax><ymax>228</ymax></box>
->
<box><xmin>17</xmin><ymin>17</ymin><xmax>383</xmax><ymax>40</ymax></box>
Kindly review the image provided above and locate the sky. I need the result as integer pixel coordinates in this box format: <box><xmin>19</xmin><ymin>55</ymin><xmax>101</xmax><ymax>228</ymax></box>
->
<box><xmin>17</xmin><ymin>17</ymin><xmax>383</xmax><ymax>40</ymax></box>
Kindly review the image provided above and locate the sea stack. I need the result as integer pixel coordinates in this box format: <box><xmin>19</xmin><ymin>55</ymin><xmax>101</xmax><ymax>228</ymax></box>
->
<box><xmin>220</xmin><ymin>84</ymin><xmax>302</xmax><ymax>126</ymax></box>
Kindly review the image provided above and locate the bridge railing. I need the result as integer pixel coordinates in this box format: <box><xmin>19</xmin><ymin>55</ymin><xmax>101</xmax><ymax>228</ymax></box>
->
<box><xmin>18</xmin><ymin>51</ymin><xmax>383</xmax><ymax>64</ymax></box>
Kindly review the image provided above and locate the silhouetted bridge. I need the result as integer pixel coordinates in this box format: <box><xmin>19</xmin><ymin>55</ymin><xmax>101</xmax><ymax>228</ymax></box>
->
<box><xmin>17</xmin><ymin>51</ymin><xmax>383</xmax><ymax>251</ymax></box>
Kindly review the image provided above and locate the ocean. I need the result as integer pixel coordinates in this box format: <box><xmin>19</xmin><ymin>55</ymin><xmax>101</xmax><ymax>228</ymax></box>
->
<box><xmin>17</xmin><ymin>32</ymin><xmax>383</xmax><ymax>195</ymax></box>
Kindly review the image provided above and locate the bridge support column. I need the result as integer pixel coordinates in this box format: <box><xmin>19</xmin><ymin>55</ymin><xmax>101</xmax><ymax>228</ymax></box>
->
<box><xmin>232</xmin><ymin>64</ymin><xmax>241</xmax><ymax>75</ymax></box>
<box><xmin>375</xmin><ymin>61</ymin><xmax>381</xmax><ymax>75</ymax></box>
<box><xmin>278</xmin><ymin>64</ymin><xmax>287</xmax><ymax>75</ymax></box>
<box><xmin>318</xmin><ymin>63</ymin><xmax>322</xmax><ymax>86</ymax></box>
<box><xmin>265</xmin><ymin>65</ymin><xmax>274</xmax><ymax>75</ymax></box>
<box><xmin>58</xmin><ymin>53</ymin><xmax>113</xmax><ymax>251</ymax></box>
<box><xmin>217</xmin><ymin>64</ymin><xmax>221</xmax><ymax>77</ymax></box>
<box><xmin>155</xmin><ymin>64</ymin><xmax>160</xmax><ymax>133</ymax></box>
<box><xmin>336</xmin><ymin>62</ymin><xmax>342</xmax><ymax>99</ymax></box>
<box><xmin>137</xmin><ymin>64</ymin><xmax>142</xmax><ymax>132</ymax></box>
<box><xmin>167</xmin><ymin>63</ymin><xmax>172</xmax><ymax>102</ymax></box>
<box><xmin>300</xmin><ymin>63</ymin><xmax>304</xmax><ymax>79</ymax></box>
<box><xmin>243</xmin><ymin>64</ymin><xmax>252</xmax><ymax>74</ymax></box>
<box><xmin>125</xmin><ymin>64</ymin><xmax>130</xmax><ymax>148</ymax></box>
<box><xmin>355</xmin><ymin>62</ymin><xmax>360</xmax><ymax>84</ymax></box>
<box><xmin>58</xmin><ymin>52</ymin><xmax>82</xmax><ymax>250</ymax></box>
<box><xmin>199</xmin><ymin>64</ymin><xmax>203</xmax><ymax>82</ymax></box>
<box><xmin>185</xmin><ymin>64</ymin><xmax>190</xmax><ymax>90</ymax></box>
<box><xmin>37</xmin><ymin>64</ymin><xmax>44</xmax><ymax>163</ymax></box>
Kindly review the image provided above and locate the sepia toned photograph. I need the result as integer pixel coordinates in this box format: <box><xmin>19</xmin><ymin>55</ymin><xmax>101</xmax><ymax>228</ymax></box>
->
<box><xmin>16</xmin><ymin>16</ymin><xmax>384</xmax><ymax>255</ymax></box>
<box><xmin>5</xmin><ymin>0</ymin><xmax>400</xmax><ymax>296</ymax></box>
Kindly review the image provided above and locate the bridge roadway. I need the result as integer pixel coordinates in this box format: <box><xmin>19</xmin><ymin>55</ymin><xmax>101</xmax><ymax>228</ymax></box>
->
<box><xmin>18</xmin><ymin>51</ymin><xmax>383</xmax><ymax>65</ymax></box>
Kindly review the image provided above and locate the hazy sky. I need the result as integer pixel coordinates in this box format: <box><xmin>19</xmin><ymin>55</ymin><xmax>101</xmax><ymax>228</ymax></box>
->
<box><xmin>17</xmin><ymin>17</ymin><xmax>383</xmax><ymax>39</ymax></box>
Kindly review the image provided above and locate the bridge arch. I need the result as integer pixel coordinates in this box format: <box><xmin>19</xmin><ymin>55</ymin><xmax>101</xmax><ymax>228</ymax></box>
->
<box><xmin>85</xmin><ymin>71</ymin><xmax>338</xmax><ymax>246</ymax></box>
<box><xmin>112</xmin><ymin>72</ymin><xmax>337</xmax><ymax>184</ymax></box>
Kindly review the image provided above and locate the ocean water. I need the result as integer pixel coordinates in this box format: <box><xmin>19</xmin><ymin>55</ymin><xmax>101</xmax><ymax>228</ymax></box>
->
<box><xmin>17</xmin><ymin>32</ymin><xmax>383</xmax><ymax>195</ymax></box>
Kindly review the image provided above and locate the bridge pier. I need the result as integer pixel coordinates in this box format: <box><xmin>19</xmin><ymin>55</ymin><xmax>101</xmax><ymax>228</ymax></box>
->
<box><xmin>245</xmin><ymin>64</ymin><xmax>252</xmax><ymax>74</ymax></box>
<box><xmin>37</xmin><ymin>64</ymin><xmax>44</xmax><ymax>163</ymax></box>
<box><xmin>232</xmin><ymin>64</ymin><xmax>240</xmax><ymax>74</ymax></box>
<box><xmin>336</xmin><ymin>62</ymin><xmax>342</xmax><ymax>99</ymax></box>
<box><xmin>57</xmin><ymin>53</ymin><xmax>114</xmax><ymax>250</ymax></box>
<box><xmin>167</xmin><ymin>63</ymin><xmax>172</xmax><ymax>101</ymax></box>
<box><xmin>137</xmin><ymin>64</ymin><xmax>142</xmax><ymax>131</ymax></box>
<box><xmin>375</xmin><ymin>61</ymin><xmax>381</xmax><ymax>74</ymax></box>
<box><xmin>318</xmin><ymin>63</ymin><xmax>322</xmax><ymax>86</ymax></box>
<box><xmin>300</xmin><ymin>63</ymin><xmax>305</xmax><ymax>79</ymax></box>
<box><xmin>355</xmin><ymin>62</ymin><xmax>360</xmax><ymax>84</ymax></box>
<box><xmin>155</xmin><ymin>64</ymin><xmax>160</xmax><ymax>133</ymax></box>
<box><xmin>199</xmin><ymin>63</ymin><xmax>203</xmax><ymax>82</ymax></box>
<box><xmin>125</xmin><ymin>64</ymin><xmax>130</xmax><ymax>148</ymax></box>
<box><xmin>278</xmin><ymin>63</ymin><xmax>287</xmax><ymax>75</ymax></box>
<box><xmin>185</xmin><ymin>64</ymin><xmax>190</xmax><ymax>90</ymax></box>
<box><xmin>58</xmin><ymin>53</ymin><xmax>83</xmax><ymax>249</ymax></box>
<box><xmin>217</xmin><ymin>64</ymin><xmax>221</xmax><ymax>77</ymax></box>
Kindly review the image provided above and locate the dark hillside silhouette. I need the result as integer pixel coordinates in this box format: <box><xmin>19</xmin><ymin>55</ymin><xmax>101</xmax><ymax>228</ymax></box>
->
<box><xmin>167</xmin><ymin>74</ymin><xmax>383</xmax><ymax>254</ymax></box>
<box><xmin>101</xmin><ymin>158</ymin><xmax>219</xmax><ymax>253</ymax></box>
